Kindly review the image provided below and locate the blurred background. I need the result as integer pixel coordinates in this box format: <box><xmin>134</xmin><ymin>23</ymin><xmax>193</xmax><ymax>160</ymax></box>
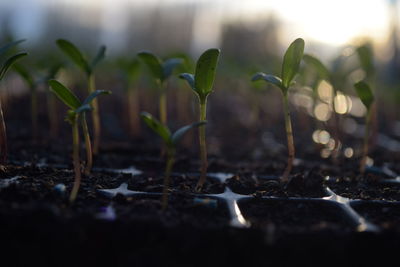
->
<box><xmin>1</xmin><ymin>0</ymin><xmax>400</xmax><ymax>163</ymax></box>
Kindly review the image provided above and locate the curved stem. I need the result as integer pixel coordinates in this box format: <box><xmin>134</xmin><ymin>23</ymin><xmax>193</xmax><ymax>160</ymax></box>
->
<box><xmin>81</xmin><ymin>114</ymin><xmax>92</xmax><ymax>176</ymax></box>
<box><xmin>162</xmin><ymin>150</ymin><xmax>175</xmax><ymax>211</ymax></box>
<box><xmin>360</xmin><ymin>109</ymin><xmax>372</xmax><ymax>174</ymax></box>
<box><xmin>0</xmin><ymin>98</ymin><xmax>7</xmax><ymax>164</ymax></box>
<box><xmin>88</xmin><ymin>74</ymin><xmax>101</xmax><ymax>155</ymax></box>
<box><xmin>70</xmin><ymin>116</ymin><xmax>81</xmax><ymax>203</ymax></box>
<box><xmin>196</xmin><ymin>97</ymin><xmax>208</xmax><ymax>191</ymax></box>
<box><xmin>282</xmin><ymin>93</ymin><xmax>295</xmax><ymax>182</ymax></box>
<box><xmin>159</xmin><ymin>86</ymin><xmax>167</xmax><ymax>125</ymax></box>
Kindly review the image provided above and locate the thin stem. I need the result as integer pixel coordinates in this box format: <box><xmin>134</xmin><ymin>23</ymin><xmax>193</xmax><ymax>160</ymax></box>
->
<box><xmin>88</xmin><ymin>74</ymin><xmax>101</xmax><ymax>155</ymax></box>
<box><xmin>47</xmin><ymin>88</ymin><xmax>58</xmax><ymax>139</ymax></box>
<box><xmin>360</xmin><ymin>109</ymin><xmax>372</xmax><ymax>174</ymax></box>
<box><xmin>81</xmin><ymin>114</ymin><xmax>92</xmax><ymax>176</ymax></box>
<box><xmin>281</xmin><ymin>93</ymin><xmax>295</xmax><ymax>182</ymax></box>
<box><xmin>161</xmin><ymin>150</ymin><xmax>175</xmax><ymax>211</ymax></box>
<box><xmin>196</xmin><ymin>97</ymin><xmax>208</xmax><ymax>191</ymax></box>
<box><xmin>127</xmin><ymin>87</ymin><xmax>141</xmax><ymax>137</ymax></box>
<box><xmin>31</xmin><ymin>86</ymin><xmax>38</xmax><ymax>142</ymax></box>
<box><xmin>0</xmin><ymin>98</ymin><xmax>7</xmax><ymax>164</ymax></box>
<box><xmin>70</xmin><ymin>117</ymin><xmax>81</xmax><ymax>203</ymax></box>
<box><xmin>159</xmin><ymin>85</ymin><xmax>167</xmax><ymax>125</ymax></box>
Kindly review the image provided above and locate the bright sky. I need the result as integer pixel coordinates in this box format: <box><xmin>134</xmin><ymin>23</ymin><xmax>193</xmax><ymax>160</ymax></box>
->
<box><xmin>1</xmin><ymin>0</ymin><xmax>395</xmax><ymax>52</ymax></box>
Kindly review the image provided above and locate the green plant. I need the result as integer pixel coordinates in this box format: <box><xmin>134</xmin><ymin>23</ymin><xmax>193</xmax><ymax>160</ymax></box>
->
<box><xmin>354</xmin><ymin>81</ymin><xmax>374</xmax><ymax>174</ymax></box>
<box><xmin>117</xmin><ymin>57</ymin><xmax>142</xmax><ymax>136</ymax></box>
<box><xmin>252</xmin><ymin>38</ymin><xmax>305</xmax><ymax>182</ymax></box>
<box><xmin>140</xmin><ymin>111</ymin><xmax>206</xmax><ymax>210</ymax></box>
<box><xmin>137</xmin><ymin>52</ymin><xmax>182</xmax><ymax>125</ymax></box>
<box><xmin>48</xmin><ymin>79</ymin><xmax>110</xmax><ymax>202</ymax></box>
<box><xmin>0</xmin><ymin>40</ymin><xmax>28</xmax><ymax>163</ymax></box>
<box><xmin>56</xmin><ymin>39</ymin><xmax>106</xmax><ymax>155</ymax></box>
<box><xmin>179</xmin><ymin>48</ymin><xmax>220</xmax><ymax>191</ymax></box>
<box><xmin>13</xmin><ymin>64</ymin><xmax>38</xmax><ymax>140</ymax></box>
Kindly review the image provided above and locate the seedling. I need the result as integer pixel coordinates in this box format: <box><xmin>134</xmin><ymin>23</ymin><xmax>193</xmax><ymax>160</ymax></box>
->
<box><xmin>140</xmin><ymin>111</ymin><xmax>206</xmax><ymax>210</ymax></box>
<box><xmin>0</xmin><ymin>40</ymin><xmax>28</xmax><ymax>163</ymax></box>
<box><xmin>48</xmin><ymin>79</ymin><xmax>110</xmax><ymax>202</ymax></box>
<box><xmin>179</xmin><ymin>48</ymin><xmax>220</xmax><ymax>191</ymax></box>
<box><xmin>354</xmin><ymin>81</ymin><xmax>374</xmax><ymax>174</ymax></box>
<box><xmin>13</xmin><ymin>64</ymin><xmax>39</xmax><ymax>140</ymax></box>
<box><xmin>303</xmin><ymin>53</ymin><xmax>341</xmax><ymax>161</ymax></box>
<box><xmin>137</xmin><ymin>52</ymin><xmax>182</xmax><ymax>125</ymax></box>
<box><xmin>56</xmin><ymin>39</ymin><xmax>106</xmax><ymax>154</ymax></box>
<box><xmin>252</xmin><ymin>38</ymin><xmax>305</xmax><ymax>182</ymax></box>
<box><xmin>118</xmin><ymin>57</ymin><xmax>142</xmax><ymax>136</ymax></box>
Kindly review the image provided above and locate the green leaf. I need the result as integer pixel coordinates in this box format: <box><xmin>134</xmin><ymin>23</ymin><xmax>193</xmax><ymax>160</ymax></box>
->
<box><xmin>0</xmin><ymin>52</ymin><xmax>28</xmax><ymax>81</ymax></box>
<box><xmin>91</xmin><ymin>45</ymin><xmax>106</xmax><ymax>70</ymax></box>
<box><xmin>137</xmin><ymin>51</ymin><xmax>163</xmax><ymax>82</ymax></box>
<box><xmin>354</xmin><ymin>81</ymin><xmax>374</xmax><ymax>110</ymax></box>
<box><xmin>140</xmin><ymin>111</ymin><xmax>171</xmax><ymax>146</ymax></box>
<box><xmin>356</xmin><ymin>44</ymin><xmax>374</xmax><ymax>77</ymax></box>
<box><xmin>252</xmin><ymin>72</ymin><xmax>284</xmax><ymax>91</ymax></box>
<box><xmin>281</xmin><ymin>38</ymin><xmax>305</xmax><ymax>88</ymax></box>
<box><xmin>162</xmin><ymin>58</ymin><xmax>182</xmax><ymax>80</ymax></box>
<box><xmin>171</xmin><ymin>121</ymin><xmax>207</xmax><ymax>145</ymax></box>
<box><xmin>303</xmin><ymin>54</ymin><xmax>330</xmax><ymax>80</ymax></box>
<box><xmin>179</xmin><ymin>73</ymin><xmax>195</xmax><ymax>91</ymax></box>
<box><xmin>0</xmin><ymin>39</ymin><xmax>25</xmax><ymax>56</ymax></box>
<box><xmin>48</xmin><ymin>79</ymin><xmax>81</xmax><ymax>109</ymax></box>
<box><xmin>82</xmin><ymin>90</ymin><xmax>111</xmax><ymax>106</ymax></box>
<box><xmin>14</xmin><ymin>64</ymin><xmax>35</xmax><ymax>88</ymax></box>
<box><xmin>56</xmin><ymin>39</ymin><xmax>91</xmax><ymax>75</ymax></box>
<box><xmin>46</xmin><ymin>63</ymin><xmax>63</xmax><ymax>80</ymax></box>
<box><xmin>194</xmin><ymin>48</ymin><xmax>220</xmax><ymax>96</ymax></box>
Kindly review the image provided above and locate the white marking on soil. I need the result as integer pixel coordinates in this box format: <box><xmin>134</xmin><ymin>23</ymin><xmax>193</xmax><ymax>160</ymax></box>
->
<box><xmin>208</xmin><ymin>172</ymin><xmax>234</xmax><ymax>183</ymax></box>
<box><xmin>0</xmin><ymin>176</ymin><xmax>21</xmax><ymax>189</ymax></box>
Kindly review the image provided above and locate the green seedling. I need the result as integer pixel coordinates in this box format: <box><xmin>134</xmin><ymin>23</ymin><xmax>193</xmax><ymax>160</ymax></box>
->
<box><xmin>252</xmin><ymin>38</ymin><xmax>305</xmax><ymax>182</ymax></box>
<box><xmin>179</xmin><ymin>48</ymin><xmax>220</xmax><ymax>191</ymax></box>
<box><xmin>354</xmin><ymin>81</ymin><xmax>374</xmax><ymax>174</ymax></box>
<box><xmin>303</xmin><ymin>53</ymin><xmax>341</xmax><ymax>161</ymax></box>
<box><xmin>137</xmin><ymin>51</ymin><xmax>182</xmax><ymax>125</ymax></box>
<box><xmin>118</xmin><ymin>57</ymin><xmax>142</xmax><ymax>136</ymax></box>
<box><xmin>13</xmin><ymin>64</ymin><xmax>39</xmax><ymax>140</ymax></box>
<box><xmin>0</xmin><ymin>40</ymin><xmax>28</xmax><ymax>164</ymax></box>
<box><xmin>140</xmin><ymin>111</ymin><xmax>206</xmax><ymax>210</ymax></box>
<box><xmin>56</xmin><ymin>39</ymin><xmax>106</xmax><ymax>155</ymax></box>
<box><xmin>48</xmin><ymin>80</ymin><xmax>110</xmax><ymax>202</ymax></box>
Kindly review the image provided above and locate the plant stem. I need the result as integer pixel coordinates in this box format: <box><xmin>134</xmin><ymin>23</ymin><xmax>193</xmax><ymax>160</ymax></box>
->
<box><xmin>159</xmin><ymin>86</ymin><xmax>167</xmax><ymax>125</ymax></box>
<box><xmin>47</xmin><ymin>88</ymin><xmax>58</xmax><ymax>139</ymax></box>
<box><xmin>161</xmin><ymin>150</ymin><xmax>175</xmax><ymax>211</ymax></box>
<box><xmin>127</xmin><ymin>87</ymin><xmax>140</xmax><ymax>137</ymax></box>
<box><xmin>81</xmin><ymin>114</ymin><xmax>92</xmax><ymax>176</ymax></box>
<box><xmin>0</xmin><ymin>98</ymin><xmax>7</xmax><ymax>164</ymax></box>
<box><xmin>88</xmin><ymin>74</ymin><xmax>101</xmax><ymax>155</ymax></box>
<box><xmin>360</xmin><ymin>109</ymin><xmax>372</xmax><ymax>174</ymax></box>
<box><xmin>70</xmin><ymin>116</ymin><xmax>81</xmax><ymax>203</ymax></box>
<box><xmin>196</xmin><ymin>97</ymin><xmax>208</xmax><ymax>191</ymax></box>
<box><xmin>281</xmin><ymin>93</ymin><xmax>295</xmax><ymax>182</ymax></box>
<box><xmin>31</xmin><ymin>86</ymin><xmax>38</xmax><ymax>142</ymax></box>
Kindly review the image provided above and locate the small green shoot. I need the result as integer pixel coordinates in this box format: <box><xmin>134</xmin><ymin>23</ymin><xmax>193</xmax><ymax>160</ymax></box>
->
<box><xmin>48</xmin><ymin>80</ymin><xmax>111</xmax><ymax>202</ymax></box>
<box><xmin>252</xmin><ymin>38</ymin><xmax>305</xmax><ymax>182</ymax></box>
<box><xmin>137</xmin><ymin>51</ymin><xmax>182</xmax><ymax>125</ymax></box>
<box><xmin>57</xmin><ymin>39</ymin><xmax>106</xmax><ymax>155</ymax></box>
<box><xmin>179</xmin><ymin>48</ymin><xmax>220</xmax><ymax>191</ymax></box>
<box><xmin>354</xmin><ymin>81</ymin><xmax>374</xmax><ymax>174</ymax></box>
<box><xmin>140</xmin><ymin>111</ymin><xmax>206</xmax><ymax>210</ymax></box>
<box><xmin>0</xmin><ymin>40</ymin><xmax>28</xmax><ymax>164</ymax></box>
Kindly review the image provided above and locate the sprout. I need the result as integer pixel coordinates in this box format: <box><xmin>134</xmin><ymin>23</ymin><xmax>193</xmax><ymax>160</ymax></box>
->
<box><xmin>137</xmin><ymin>52</ymin><xmax>182</xmax><ymax>125</ymax></box>
<box><xmin>140</xmin><ymin>111</ymin><xmax>206</xmax><ymax>210</ymax></box>
<box><xmin>252</xmin><ymin>38</ymin><xmax>305</xmax><ymax>182</ymax></box>
<box><xmin>0</xmin><ymin>40</ymin><xmax>28</xmax><ymax>164</ymax></box>
<box><xmin>354</xmin><ymin>81</ymin><xmax>374</xmax><ymax>174</ymax></box>
<box><xmin>56</xmin><ymin>39</ymin><xmax>106</xmax><ymax>155</ymax></box>
<box><xmin>117</xmin><ymin>57</ymin><xmax>142</xmax><ymax>137</ymax></box>
<box><xmin>179</xmin><ymin>48</ymin><xmax>220</xmax><ymax>191</ymax></box>
<box><xmin>48</xmin><ymin>80</ymin><xmax>111</xmax><ymax>202</ymax></box>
